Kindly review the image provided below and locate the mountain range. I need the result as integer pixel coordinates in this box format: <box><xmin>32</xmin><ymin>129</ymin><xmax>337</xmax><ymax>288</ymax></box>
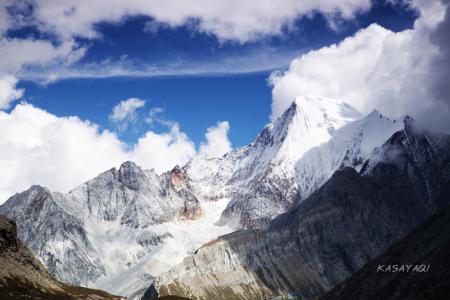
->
<box><xmin>1</xmin><ymin>96</ymin><xmax>449</xmax><ymax>299</ymax></box>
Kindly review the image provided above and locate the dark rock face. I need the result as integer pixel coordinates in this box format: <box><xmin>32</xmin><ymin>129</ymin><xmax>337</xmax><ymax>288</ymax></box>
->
<box><xmin>320</xmin><ymin>204</ymin><xmax>450</xmax><ymax>300</ymax></box>
<box><xmin>151</xmin><ymin>123</ymin><xmax>450</xmax><ymax>300</ymax></box>
<box><xmin>0</xmin><ymin>215</ymin><xmax>124</xmax><ymax>300</ymax></box>
<box><xmin>169</xmin><ymin>166</ymin><xmax>186</xmax><ymax>190</ymax></box>
<box><xmin>118</xmin><ymin>161</ymin><xmax>147</xmax><ymax>191</ymax></box>
<box><xmin>0</xmin><ymin>216</ymin><xmax>17</xmax><ymax>250</ymax></box>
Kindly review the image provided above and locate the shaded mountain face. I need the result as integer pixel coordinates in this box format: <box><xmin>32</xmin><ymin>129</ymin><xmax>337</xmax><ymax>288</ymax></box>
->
<box><xmin>320</xmin><ymin>204</ymin><xmax>450</xmax><ymax>300</ymax></box>
<box><xmin>149</xmin><ymin>119</ymin><xmax>450</xmax><ymax>300</ymax></box>
<box><xmin>0</xmin><ymin>215</ymin><xmax>123</xmax><ymax>300</ymax></box>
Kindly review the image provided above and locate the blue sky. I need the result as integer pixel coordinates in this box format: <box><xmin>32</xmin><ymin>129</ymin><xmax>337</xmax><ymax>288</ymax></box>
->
<box><xmin>10</xmin><ymin>0</ymin><xmax>416</xmax><ymax>147</ymax></box>
<box><xmin>18</xmin><ymin>73</ymin><xmax>272</xmax><ymax>147</ymax></box>
<box><xmin>3</xmin><ymin>0</ymin><xmax>449</xmax><ymax>201</ymax></box>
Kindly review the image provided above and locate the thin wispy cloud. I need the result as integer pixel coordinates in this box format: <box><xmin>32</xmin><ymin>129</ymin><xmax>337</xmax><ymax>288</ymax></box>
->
<box><xmin>19</xmin><ymin>47</ymin><xmax>301</xmax><ymax>83</ymax></box>
<box><xmin>109</xmin><ymin>98</ymin><xmax>146</xmax><ymax>131</ymax></box>
<box><xmin>145</xmin><ymin>107</ymin><xmax>165</xmax><ymax>127</ymax></box>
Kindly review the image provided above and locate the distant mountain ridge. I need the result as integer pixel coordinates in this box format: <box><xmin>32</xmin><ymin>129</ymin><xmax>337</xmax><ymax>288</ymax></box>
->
<box><xmin>1</xmin><ymin>96</ymin><xmax>446</xmax><ymax>299</ymax></box>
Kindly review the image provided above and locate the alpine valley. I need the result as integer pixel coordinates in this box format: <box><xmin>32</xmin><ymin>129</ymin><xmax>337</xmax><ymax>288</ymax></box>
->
<box><xmin>1</xmin><ymin>96</ymin><xmax>450</xmax><ymax>299</ymax></box>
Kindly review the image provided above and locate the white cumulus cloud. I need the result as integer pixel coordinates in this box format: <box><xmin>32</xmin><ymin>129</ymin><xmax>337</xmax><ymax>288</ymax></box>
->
<box><xmin>131</xmin><ymin>124</ymin><xmax>197</xmax><ymax>171</ymax></box>
<box><xmin>0</xmin><ymin>102</ymin><xmax>232</xmax><ymax>203</ymax></box>
<box><xmin>0</xmin><ymin>39</ymin><xmax>86</xmax><ymax>75</ymax></box>
<box><xmin>0</xmin><ymin>38</ymin><xmax>86</xmax><ymax>107</ymax></box>
<box><xmin>199</xmin><ymin>121</ymin><xmax>232</xmax><ymax>158</ymax></box>
<box><xmin>0</xmin><ymin>75</ymin><xmax>24</xmax><ymax>109</ymax></box>
<box><xmin>270</xmin><ymin>0</ymin><xmax>450</xmax><ymax>131</ymax></box>
<box><xmin>0</xmin><ymin>0</ymin><xmax>374</xmax><ymax>82</ymax></box>
<box><xmin>109</xmin><ymin>97</ymin><xmax>146</xmax><ymax>130</ymax></box>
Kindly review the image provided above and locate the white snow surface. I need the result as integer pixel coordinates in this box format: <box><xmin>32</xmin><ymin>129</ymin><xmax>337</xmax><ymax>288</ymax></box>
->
<box><xmin>93</xmin><ymin>197</ymin><xmax>232</xmax><ymax>298</ymax></box>
<box><xmin>146</xmin><ymin>197</ymin><xmax>232</xmax><ymax>276</ymax></box>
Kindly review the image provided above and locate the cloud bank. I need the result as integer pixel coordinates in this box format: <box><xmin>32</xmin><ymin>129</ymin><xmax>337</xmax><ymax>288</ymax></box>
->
<box><xmin>270</xmin><ymin>0</ymin><xmax>450</xmax><ymax>131</ymax></box>
<box><xmin>199</xmin><ymin>121</ymin><xmax>232</xmax><ymax>158</ymax></box>
<box><xmin>0</xmin><ymin>75</ymin><xmax>23</xmax><ymax>109</ymax></box>
<box><xmin>0</xmin><ymin>38</ymin><xmax>85</xmax><ymax>108</ymax></box>
<box><xmin>0</xmin><ymin>103</ymin><xmax>231</xmax><ymax>203</ymax></box>
<box><xmin>0</xmin><ymin>0</ymin><xmax>375</xmax><ymax>85</ymax></box>
<box><xmin>14</xmin><ymin>0</ymin><xmax>372</xmax><ymax>43</ymax></box>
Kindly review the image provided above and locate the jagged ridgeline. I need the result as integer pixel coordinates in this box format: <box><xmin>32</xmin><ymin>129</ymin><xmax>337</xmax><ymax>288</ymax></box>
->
<box><xmin>1</xmin><ymin>96</ymin><xmax>449</xmax><ymax>299</ymax></box>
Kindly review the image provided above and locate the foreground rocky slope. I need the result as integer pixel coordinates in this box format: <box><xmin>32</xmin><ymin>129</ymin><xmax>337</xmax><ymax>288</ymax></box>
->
<box><xmin>0</xmin><ymin>215</ymin><xmax>123</xmax><ymax>300</ymax></box>
<box><xmin>149</xmin><ymin>118</ymin><xmax>450</xmax><ymax>300</ymax></box>
<box><xmin>320</xmin><ymin>204</ymin><xmax>450</xmax><ymax>300</ymax></box>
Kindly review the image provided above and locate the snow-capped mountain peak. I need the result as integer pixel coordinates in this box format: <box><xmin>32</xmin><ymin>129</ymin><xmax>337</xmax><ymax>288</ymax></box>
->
<box><xmin>266</xmin><ymin>96</ymin><xmax>362</xmax><ymax>163</ymax></box>
<box><xmin>291</xmin><ymin>96</ymin><xmax>362</xmax><ymax>129</ymax></box>
<box><xmin>117</xmin><ymin>161</ymin><xmax>147</xmax><ymax>191</ymax></box>
<box><xmin>209</xmin><ymin>97</ymin><xmax>410</xmax><ymax>229</ymax></box>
